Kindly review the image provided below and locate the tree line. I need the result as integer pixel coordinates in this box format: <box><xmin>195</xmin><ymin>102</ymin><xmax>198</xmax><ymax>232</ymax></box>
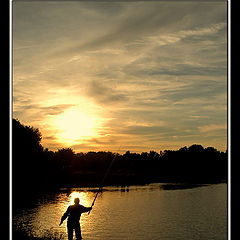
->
<box><xmin>12</xmin><ymin>118</ymin><xmax>227</xmax><ymax>193</ymax></box>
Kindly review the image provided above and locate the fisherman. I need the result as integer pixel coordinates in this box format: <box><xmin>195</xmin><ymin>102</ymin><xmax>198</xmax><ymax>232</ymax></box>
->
<box><xmin>60</xmin><ymin>197</ymin><xmax>92</xmax><ymax>240</ymax></box>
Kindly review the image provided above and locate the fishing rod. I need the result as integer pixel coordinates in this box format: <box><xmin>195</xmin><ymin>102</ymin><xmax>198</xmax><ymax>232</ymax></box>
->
<box><xmin>88</xmin><ymin>147</ymin><xmax>121</xmax><ymax>215</ymax></box>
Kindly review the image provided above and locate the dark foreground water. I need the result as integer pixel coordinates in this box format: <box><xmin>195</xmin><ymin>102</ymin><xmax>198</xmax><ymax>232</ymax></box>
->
<box><xmin>13</xmin><ymin>183</ymin><xmax>227</xmax><ymax>240</ymax></box>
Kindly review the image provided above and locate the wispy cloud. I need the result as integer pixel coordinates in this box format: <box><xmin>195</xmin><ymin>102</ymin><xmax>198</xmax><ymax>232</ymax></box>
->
<box><xmin>13</xmin><ymin>1</ymin><xmax>228</xmax><ymax>152</ymax></box>
<box><xmin>198</xmin><ymin>124</ymin><xmax>227</xmax><ymax>133</ymax></box>
<box><xmin>86</xmin><ymin>80</ymin><xmax>128</xmax><ymax>105</ymax></box>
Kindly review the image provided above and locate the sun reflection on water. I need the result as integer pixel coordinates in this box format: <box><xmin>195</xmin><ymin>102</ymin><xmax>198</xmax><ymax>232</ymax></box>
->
<box><xmin>59</xmin><ymin>190</ymin><xmax>94</xmax><ymax>236</ymax></box>
<box><xmin>68</xmin><ymin>191</ymin><xmax>92</xmax><ymax>206</ymax></box>
<box><xmin>21</xmin><ymin>190</ymin><xmax>95</xmax><ymax>239</ymax></box>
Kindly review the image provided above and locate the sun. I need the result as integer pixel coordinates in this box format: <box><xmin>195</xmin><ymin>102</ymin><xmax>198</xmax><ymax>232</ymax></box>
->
<box><xmin>53</xmin><ymin>106</ymin><xmax>103</xmax><ymax>145</ymax></box>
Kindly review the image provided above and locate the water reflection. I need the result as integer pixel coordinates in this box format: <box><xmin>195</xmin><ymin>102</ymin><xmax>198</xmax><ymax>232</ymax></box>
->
<box><xmin>13</xmin><ymin>190</ymin><xmax>95</xmax><ymax>239</ymax></box>
<box><xmin>59</xmin><ymin>190</ymin><xmax>95</xmax><ymax>239</ymax></box>
<box><xmin>13</xmin><ymin>183</ymin><xmax>227</xmax><ymax>240</ymax></box>
<box><xmin>68</xmin><ymin>191</ymin><xmax>92</xmax><ymax>206</ymax></box>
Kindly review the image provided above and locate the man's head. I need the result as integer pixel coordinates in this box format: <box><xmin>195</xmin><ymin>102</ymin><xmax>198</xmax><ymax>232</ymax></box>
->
<box><xmin>74</xmin><ymin>197</ymin><xmax>80</xmax><ymax>205</ymax></box>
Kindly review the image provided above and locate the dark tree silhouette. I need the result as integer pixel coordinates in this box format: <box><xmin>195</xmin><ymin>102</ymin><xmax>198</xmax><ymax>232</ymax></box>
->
<box><xmin>12</xmin><ymin>118</ymin><xmax>228</xmax><ymax>199</ymax></box>
<box><xmin>12</xmin><ymin>119</ymin><xmax>44</xmax><ymax>188</ymax></box>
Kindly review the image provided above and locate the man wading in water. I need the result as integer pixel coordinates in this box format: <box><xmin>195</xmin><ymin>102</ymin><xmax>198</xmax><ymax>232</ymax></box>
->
<box><xmin>60</xmin><ymin>197</ymin><xmax>92</xmax><ymax>240</ymax></box>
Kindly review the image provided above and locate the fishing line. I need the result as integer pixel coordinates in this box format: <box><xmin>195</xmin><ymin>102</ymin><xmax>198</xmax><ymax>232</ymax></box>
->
<box><xmin>88</xmin><ymin>146</ymin><xmax>121</xmax><ymax>214</ymax></box>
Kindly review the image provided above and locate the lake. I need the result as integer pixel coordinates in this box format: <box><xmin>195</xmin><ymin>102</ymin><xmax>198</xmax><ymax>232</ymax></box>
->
<box><xmin>12</xmin><ymin>183</ymin><xmax>227</xmax><ymax>240</ymax></box>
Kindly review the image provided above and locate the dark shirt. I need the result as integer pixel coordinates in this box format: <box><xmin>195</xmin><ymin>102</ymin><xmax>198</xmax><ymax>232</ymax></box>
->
<box><xmin>61</xmin><ymin>204</ymin><xmax>91</xmax><ymax>224</ymax></box>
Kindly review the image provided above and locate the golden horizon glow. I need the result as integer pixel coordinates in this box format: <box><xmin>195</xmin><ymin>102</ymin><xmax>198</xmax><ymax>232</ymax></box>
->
<box><xmin>41</xmin><ymin>90</ymin><xmax>107</xmax><ymax>147</ymax></box>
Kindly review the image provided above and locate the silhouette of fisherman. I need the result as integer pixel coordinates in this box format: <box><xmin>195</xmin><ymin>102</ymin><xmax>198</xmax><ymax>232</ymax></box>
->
<box><xmin>60</xmin><ymin>197</ymin><xmax>92</xmax><ymax>240</ymax></box>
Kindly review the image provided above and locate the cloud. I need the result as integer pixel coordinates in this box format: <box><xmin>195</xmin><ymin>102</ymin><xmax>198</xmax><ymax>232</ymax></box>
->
<box><xmin>40</xmin><ymin>104</ymin><xmax>76</xmax><ymax>116</ymax></box>
<box><xmin>124</xmin><ymin>63</ymin><xmax>227</xmax><ymax>78</ymax></box>
<box><xmin>86</xmin><ymin>80</ymin><xmax>128</xmax><ymax>105</ymax></box>
<box><xmin>198</xmin><ymin>124</ymin><xmax>227</xmax><ymax>133</ymax></box>
<box><xmin>158</xmin><ymin>79</ymin><xmax>226</xmax><ymax>102</ymax></box>
<box><xmin>22</xmin><ymin>1</ymin><xmax>225</xmax><ymax>58</ymax></box>
<box><xmin>123</xmin><ymin>22</ymin><xmax>227</xmax><ymax>79</ymax></box>
<box><xmin>13</xmin><ymin>1</ymin><xmax>228</xmax><ymax>152</ymax></box>
<box><xmin>43</xmin><ymin>135</ymin><xmax>57</xmax><ymax>140</ymax></box>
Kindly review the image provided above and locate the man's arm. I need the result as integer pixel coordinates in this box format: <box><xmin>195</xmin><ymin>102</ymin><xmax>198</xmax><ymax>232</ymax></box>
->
<box><xmin>81</xmin><ymin>206</ymin><xmax>92</xmax><ymax>213</ymax></box>
<box><xmin>59</xmin><ymin>207</ymin><xmax>70</xmax><ymax>226</ymax></box>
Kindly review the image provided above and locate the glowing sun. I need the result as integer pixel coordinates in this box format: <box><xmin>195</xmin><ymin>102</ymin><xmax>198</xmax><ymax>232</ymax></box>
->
<box><xmin>53</xmin><ymin>107</ymin><xmax>103</xmax><ymax>145</ymax></box>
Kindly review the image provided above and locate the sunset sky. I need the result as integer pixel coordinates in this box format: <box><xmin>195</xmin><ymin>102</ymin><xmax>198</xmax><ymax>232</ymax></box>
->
<box><xmin>13</xmin><ymin>1</ymin><xmax>228</xmax><ymax>153</ymax></box>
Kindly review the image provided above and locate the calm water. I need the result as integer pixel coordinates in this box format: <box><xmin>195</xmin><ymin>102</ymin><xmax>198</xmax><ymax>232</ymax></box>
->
<box><xmin>13</xmin><ymin>183</ymin><xmax>227</xmax><ymax>240</ymax></box>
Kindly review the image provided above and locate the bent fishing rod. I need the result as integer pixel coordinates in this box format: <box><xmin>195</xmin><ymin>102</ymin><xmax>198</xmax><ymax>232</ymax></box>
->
<box><xmin>88</xmin><ymin>147</ymin><xmax>121</xmax><ymax>215</ymax></box>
